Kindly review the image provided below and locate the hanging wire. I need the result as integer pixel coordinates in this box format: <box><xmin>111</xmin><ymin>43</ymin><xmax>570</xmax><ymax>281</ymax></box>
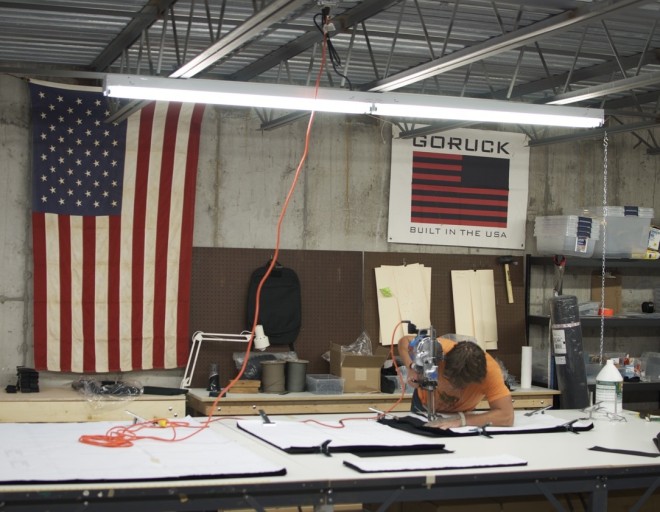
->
<box><xmin>314</xmin><ymin>10</ymin><xmax>353</xmax><ymax>90</ymax></box>
<box><xmin>599</xmin><ymin>131</ymin><xmax>609</xmax><ymax>365</ymax></box>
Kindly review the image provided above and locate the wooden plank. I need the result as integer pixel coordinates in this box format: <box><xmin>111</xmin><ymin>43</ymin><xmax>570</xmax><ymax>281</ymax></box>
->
<box><xmin>186</xmin><ymin>388</ymin><xmax>559</xmax><ymax>416</ymax></box>
<box><xmin>0</xmin><ymin>388</ymin><xmax>186</xmax><ymax>423</ymax></box>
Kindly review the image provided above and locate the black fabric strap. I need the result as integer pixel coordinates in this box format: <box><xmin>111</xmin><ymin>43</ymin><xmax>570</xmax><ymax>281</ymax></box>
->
<box><xmin>589</xmin><ymin>445</ymin><xmax>660</xmax><ymax>458</ymax></box>
<box><xmin>352</xmin><ymin>446</ymin><xmax>452</xmax><ymax>458</ymax></box>
<box><xmin>378</xmin><ymin>415</ymin><xmax>594</xmax><ymax>437</ymax></box>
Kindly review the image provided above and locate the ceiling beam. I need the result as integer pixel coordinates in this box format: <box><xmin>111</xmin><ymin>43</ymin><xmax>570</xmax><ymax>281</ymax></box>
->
<box><xmin>108</xmin><ymin>0</ymin><xmax>312</xmax><ymax>123</ymax></box>
<box><xmin>546</xmin><ymin>70</ymin><xmax>660</xmax><ymax>105</ymax></box>
<box><xmin>603</xmin><ymin>89</ymin><xmax>660</xmax><ymax>109</ymax></box>
<box><xmin>527</xmin><ymin>119</ymin><xmax>660</xmax><ymax>147</ymax></box>
<box><xmin>170</xmin><ymin>0</ymin><xmax>311</xmax><ymax>79</ymax></box>
<box><xmin>228</xmin><ymin>0</ymin><xmax>402</xmax><ymax>82</ymax></box>
<box><xmin>91</xmin><ymin>0</ymin><xmax>178</xmax><ymax>72</ymax></box>
<box><xmin>484</xmin><ymin>50</ymin><xmax>660</xmax><ymax>101</ymax></box>
<box><xmin>0</xmin><ymin>0</ymin><xmax>161</xmax><ymax>17</ymax></box>
<box><xmin>362</xmin><ymin>0</ymin><xmax>654</xmax><ymax>92</ymax></box>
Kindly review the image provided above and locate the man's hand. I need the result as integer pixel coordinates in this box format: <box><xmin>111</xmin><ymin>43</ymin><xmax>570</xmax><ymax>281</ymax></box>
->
<box><xmin>406</xmin><ymin>368</ymin><xmax>421</xmax><ymax>389</ymax></box>
<box><xmin>424</xmin><ymin>416</ymin><xmax>462</xmax><ymax>429</ymax></box>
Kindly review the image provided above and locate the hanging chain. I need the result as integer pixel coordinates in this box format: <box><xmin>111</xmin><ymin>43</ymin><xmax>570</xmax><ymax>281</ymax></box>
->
<box><xmin>599</xmin><ymin>131</ymin><xmax>608</xmax><ymax>364</ymax></box>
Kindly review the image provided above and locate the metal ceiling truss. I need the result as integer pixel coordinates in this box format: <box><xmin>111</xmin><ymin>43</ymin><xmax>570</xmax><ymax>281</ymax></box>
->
<box><xmin>3</xmin><ymin>0</ymin><xmax>660</xmax><ymax>150</ymax></box>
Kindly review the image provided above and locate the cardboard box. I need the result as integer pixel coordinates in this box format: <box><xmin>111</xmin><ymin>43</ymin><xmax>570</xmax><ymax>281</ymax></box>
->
<box><xmin>590</xmin><ymin>272</ymin><xmax>622</xmax><ymax>314</ymax></box>
<box><xmin>329</xmin><ymin>343</ymin><xmax>389</xmax><ymax>393</ymax></box>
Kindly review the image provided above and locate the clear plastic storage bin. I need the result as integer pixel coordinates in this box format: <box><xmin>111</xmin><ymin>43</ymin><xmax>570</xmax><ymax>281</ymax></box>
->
<box><xmin>579</xmin><ymin>206</ymin><xmax>654</xmax><ymax>258</ymax></box>
<box><xmin>534</xmin><ymin>215</ymin><xmax>599</xmax><ymax>257</ymax></box>
<box><xmin>306</xmin><ymin>374</ymin><xmax>344</xmax><ymax>394</ymax></box>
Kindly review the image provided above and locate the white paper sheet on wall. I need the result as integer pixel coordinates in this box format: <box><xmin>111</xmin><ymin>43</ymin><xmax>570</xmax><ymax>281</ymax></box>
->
<box><xmin>450</xmin><ymin>269</ymin><xmax>498</xmax><ymax>350</ymax></box>
<box><xmin>375</xmin><ymin>264</ymin><xmax>432</xmax><ymax>345</ymax></box>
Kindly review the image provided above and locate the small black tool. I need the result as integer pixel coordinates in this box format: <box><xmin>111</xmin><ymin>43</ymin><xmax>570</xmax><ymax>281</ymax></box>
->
<box><xmin>259</xmin><ymin>409</ymin><xmax>273</xmax><ymax>424</ymax></box>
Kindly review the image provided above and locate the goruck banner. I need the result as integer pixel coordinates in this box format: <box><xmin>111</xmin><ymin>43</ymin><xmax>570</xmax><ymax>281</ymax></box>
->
<box><xmin>388</xmin><ymin>128</ymin><xmax>529</xmax><ymax>250</ymax></box>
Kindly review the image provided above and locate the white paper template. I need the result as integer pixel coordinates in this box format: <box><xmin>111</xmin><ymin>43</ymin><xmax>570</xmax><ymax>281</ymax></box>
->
<box><xmin>237</xmin><ymin>418</ymin><xmax>446</xmax><ymax>451</ymax></box>
<box><xmin>0</xmin><ymin>417</ymin><xmax>285</xmax><ymax>482</ymax></box>
<box><xmin>375</xmin><ymin>264</ymin><xmax>432</xmax><ymax>345</ymax></box>
<box><xmin>450</xmin><ymin>269</ymin><xmax>498</xmax><ymax>349</ymax></box>
<box><xmin>343</xmin><ymin>453</ymin><xmax>527</xmax><ymax>473</ymax></box>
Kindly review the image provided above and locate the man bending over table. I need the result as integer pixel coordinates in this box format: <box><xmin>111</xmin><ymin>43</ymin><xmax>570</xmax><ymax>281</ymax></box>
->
<box><xmin>398</xmin><ymin>335</ymin><xmax>514</xmax><ymax>429</ymax></box>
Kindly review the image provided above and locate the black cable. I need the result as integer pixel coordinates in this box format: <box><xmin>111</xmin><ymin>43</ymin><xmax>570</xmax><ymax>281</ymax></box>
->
<box><xmin>313</xmin><ymin>12</ymin><xmax>353</xmax><ymax>91</ymax></box>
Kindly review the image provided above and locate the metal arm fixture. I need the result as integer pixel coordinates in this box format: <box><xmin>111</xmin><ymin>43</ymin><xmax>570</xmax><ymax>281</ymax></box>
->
<box><xmin>180</xmin><ymin>329</ymin><xmax>269</xmax><ymax>388</ymax></box>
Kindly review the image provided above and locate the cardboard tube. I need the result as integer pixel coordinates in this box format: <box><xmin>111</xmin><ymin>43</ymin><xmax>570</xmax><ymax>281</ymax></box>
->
<box><xmin>261</xmin><ymin>360</ymin><xmax>286</xmax><ymax>393</ymax></box>
<box><xmin>521</xmin><ymin>346</ymin><xmax>532</xmax><ymax>389</ymax></box>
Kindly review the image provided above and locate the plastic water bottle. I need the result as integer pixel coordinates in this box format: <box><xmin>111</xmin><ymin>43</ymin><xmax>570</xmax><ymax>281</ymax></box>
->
<box><xmin>595</xmin><ymin>359</ymin><xmax>623</xmax><ymax>414</ymax></box>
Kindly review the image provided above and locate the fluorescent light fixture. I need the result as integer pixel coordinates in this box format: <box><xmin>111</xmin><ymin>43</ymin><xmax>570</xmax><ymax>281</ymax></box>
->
<box><xmin>104</xmin><ymin>74</ymin><xmax>604</xmax><ymax>128</ymax></box>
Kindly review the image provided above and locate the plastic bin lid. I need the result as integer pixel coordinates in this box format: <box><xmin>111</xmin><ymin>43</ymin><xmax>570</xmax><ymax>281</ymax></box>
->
<box><xmin>534</xmin><ymin>215</ymin><xmax>599</xmax><ymax>239</ymax></box>
<box><xmin>580</xmin><ymin>206</ymin><xmax>654</xmax><ymax>218</ymax></box>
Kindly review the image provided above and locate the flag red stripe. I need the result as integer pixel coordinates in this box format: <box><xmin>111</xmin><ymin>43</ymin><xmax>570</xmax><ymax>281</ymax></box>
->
<box><xmin>131</xmin><ymin>104</ymin><xmax>155</xmax><ymax>369</ymax></box>
<box><xmin>413</xmin><ymin>172</ymin><xmax>461</xmax><ymax>182</ymax></box>
<box><xmin>107</xmin><ymin>215</ymin><xmax>121</xmax><ymax>371</ymax></box>
<box><xmin>412</xmin><ymin>195</ymin><xmax>508</xmax><ymax>207</ymax></box>
<box><xmin>414</xmin><ymin>151</ymin><xmax>463</xmax><ymax>160</ymax></box>
<box><xmin>32</xmin><ymin>212</ymin><xmax>48</xmax><ymax>370</ymax></box>
<box><xmin>177</xmin><ymin>104</ymin><xmax>205</xmax><ymax>365</ymax></box>
<box><xmin>412</xmin><ymin>206</ymin><xmax>508</xmax><ymax>217</ymax></box>
<box><xmin>82</xmin><ymin>216</ymin><xmax>96</xmax><ymax>372</ymax></box>
<box><xmin>412</xmin><ymin>183</ymin><xmax>509</xmax><ymax>197</ymax></box>
<box><xmin>411</xmin><ymin>216</ymin><xmax>507</xmax><ymax>228</ymax></box>
<box><xmin>58</xmin><ymin>216</ymin><xmax>72</xmax><ymax>372</ymax></box>
<box><xmin>152</xmin><ymin>103</ymin><xmax>182</xmax><ymax>368</ymax></box>
<box><xmin>413</xmin><ymin>162</ymin><xmax>462</xmax><ymax>171</ymax></box>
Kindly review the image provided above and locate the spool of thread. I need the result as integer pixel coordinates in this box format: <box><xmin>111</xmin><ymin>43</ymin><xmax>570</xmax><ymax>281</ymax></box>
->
<box><xmin>520</xmin><ymin>346</ymin><xmax>532</xmax><ymax>389</ymax></box>
<box><xmin>286</xmin><ymin>360</ymin><xmax>308</xmax><ymax>392</ymax></box>
<box><xmin>261</xmin><ymin>360</ymin><xmax>286</xmax><ymax>393</ymax></box>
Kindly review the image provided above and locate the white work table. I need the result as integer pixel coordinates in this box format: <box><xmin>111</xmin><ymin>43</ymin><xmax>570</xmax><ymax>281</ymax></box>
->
<box><xmin>0</xmin><ymin>409</ymin><xmax>658</xmax><ymax>511</ymax></box>
<box><xmin>185</xmin><ymin>385</ymin><xmax>559</xmax><ymax>416</ymax></box>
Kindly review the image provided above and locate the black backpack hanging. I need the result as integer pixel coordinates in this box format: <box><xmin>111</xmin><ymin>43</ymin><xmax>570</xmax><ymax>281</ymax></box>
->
<box><xmin>246</xmin><ymin>261</ymin><xmax>302</xmax><ymax>350</ymax></box>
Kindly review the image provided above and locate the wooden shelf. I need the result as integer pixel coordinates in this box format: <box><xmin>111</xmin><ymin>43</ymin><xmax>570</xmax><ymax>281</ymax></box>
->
<box><xmin>185</xmin><ymin>386</ymin><xmax>559</xmax><ymax>417</ymax></box>
<box><xmin>527</xmin><ymin>256</ymin><xmax>660</xmax><ymax>269</ymax></box>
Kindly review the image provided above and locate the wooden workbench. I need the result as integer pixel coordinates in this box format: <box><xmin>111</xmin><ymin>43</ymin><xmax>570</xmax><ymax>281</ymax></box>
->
<box><xmin>186</xmin><ymin>386</ymin><xmax>559</xmax><ymax>417</ymax></box>
<box><xmin>0</xmin><ymin>387</ymin><xmax>186</xmax><ymax>422</ymax></box>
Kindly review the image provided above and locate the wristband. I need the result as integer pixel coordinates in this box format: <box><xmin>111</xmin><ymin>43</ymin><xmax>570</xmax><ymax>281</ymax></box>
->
<box><xmin>458</xmin><ymin>411</ymin><xmax>466</xmax><ymax>427</ymax></box>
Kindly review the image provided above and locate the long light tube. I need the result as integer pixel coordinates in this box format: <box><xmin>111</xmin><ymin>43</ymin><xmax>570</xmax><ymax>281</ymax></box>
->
<box><xmin>104</xmin><ymin>74</ymin><xmax>604</xmax><ymax>128</ymax></box>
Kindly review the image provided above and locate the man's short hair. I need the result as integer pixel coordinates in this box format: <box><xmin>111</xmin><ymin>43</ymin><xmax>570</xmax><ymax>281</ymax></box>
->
<box><xmin>443</xmin><ymin>341</ymin><xmax>487</xmax><ymax>389</ymax></box>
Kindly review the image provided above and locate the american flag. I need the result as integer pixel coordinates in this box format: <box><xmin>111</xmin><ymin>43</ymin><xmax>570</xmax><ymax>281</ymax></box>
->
<box><xmin>410</xmin><ymin>151</ymin><xmax>510</xmax><ymax>228</ymax></box>
<box><xmin>30</xmin><ymin>81</ymin><xmax>205</xmax><ymax>373</ymax></box>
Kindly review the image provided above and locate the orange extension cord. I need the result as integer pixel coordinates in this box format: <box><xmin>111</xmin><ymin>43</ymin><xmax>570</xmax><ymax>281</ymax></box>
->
<box><xmin>80</xmin><ymin>32</ymin><xmax>334</xmax><ymax>449</ymax></box>
<box><xmin>79</xmin><ymin>24</ymin><xmax>416</xmax><ymax>446</ymax></box>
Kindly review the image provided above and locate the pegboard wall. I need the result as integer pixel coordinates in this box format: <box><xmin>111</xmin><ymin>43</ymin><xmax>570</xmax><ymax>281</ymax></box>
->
<box><xmin>189</xmin><ymin>248</ymin><xmax>526</xmax><ymax>388</ymax></box>
<box><xmin>363</xmin><ymin>253</ymin><xmax>526</xmax><ymax>380</ymax></box>
<box><xmin>189</xmin><ymin>248</ymin><xmax>363</xmax><ymax>388</ymax></box>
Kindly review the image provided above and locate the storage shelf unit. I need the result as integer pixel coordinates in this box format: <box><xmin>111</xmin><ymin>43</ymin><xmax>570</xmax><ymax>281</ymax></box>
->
<box><xmin>525</xmin><ymin>256</ymin><xmax>660</xmax><ymax>329</ymax></box>
<box><xmin>525</xmin><ymin>255</ymin><xmax>660</xmax><ymax>409</ymax></box>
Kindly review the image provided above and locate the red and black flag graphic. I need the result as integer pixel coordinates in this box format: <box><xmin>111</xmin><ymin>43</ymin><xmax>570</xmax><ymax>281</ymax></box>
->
<box><xmin>410</xmin><ymin>151</ymin><xmax>510</xmax><ymax>228</ymax></box>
